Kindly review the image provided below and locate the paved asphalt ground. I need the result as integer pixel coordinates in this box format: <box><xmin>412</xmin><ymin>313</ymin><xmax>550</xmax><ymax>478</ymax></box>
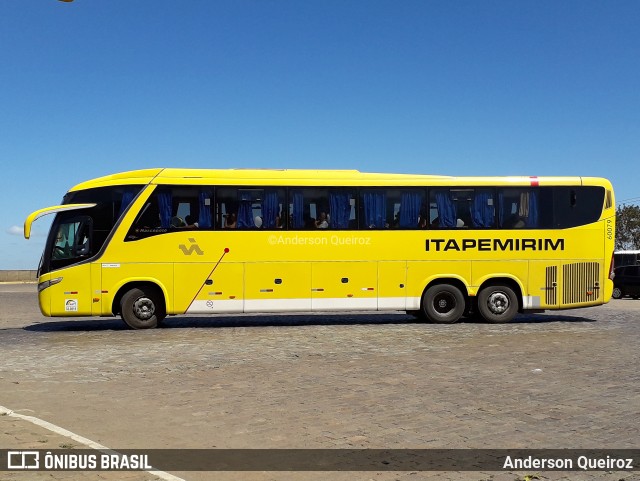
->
<box><xmin>0</xmin><ymin>283</ymin><xmax>638</xmax><ymax>481</ymax></box>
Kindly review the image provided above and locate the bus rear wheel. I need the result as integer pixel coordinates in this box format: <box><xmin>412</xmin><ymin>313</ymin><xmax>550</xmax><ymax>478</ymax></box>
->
<box><xmin>422</xmin><ymin>284</ymin><xmax>465</xmax><ymax>324</ymax></box>
<box><xmin>477</xmin><ymin>285</ymin><xmax>518</xmax><ymax>323</ymax></box>
<box><xmin>120</xmin><ymin>287</ymin><xmax>165</xmax><ymax>329</ymax></box>
<box><xmin>611</xmin><ymin>287</ymin><xmax>623</xmax><ymax>299</ymax></box>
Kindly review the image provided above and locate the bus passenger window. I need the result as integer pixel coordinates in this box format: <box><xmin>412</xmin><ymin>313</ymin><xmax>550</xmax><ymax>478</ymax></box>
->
<box><xmin>497</xmin><ymin>188</ymin><xmax>539</xmax><ymax>228</ymax></box>
<box><xmin>470</xmin><ymin>189</ymin><xmax>495</xmax><ymax>228</ymax></box>
<box><xmin>371</xmin><ymin>189</ymin><xmax>425</xmax><ymax>229</ymax></box>
<box><xmin>126</xmin><ymin>186</ymin><xmax>211</xmax><ymax>240</ymax></box>
<box><xmin>290</xmin><ymin>189</ymin><xmax>356</xmax><ymax>230</ymax></box>
<box><xmin>216</xmin><ymin>188</ymin><xmax>285</xmax><ymax>229</ymax></box>
<box><xmin>430</xmin><ymin>189</ymin><xmax>458</xmax><ymax>228</ymax></box>
<box><xmin>551</xmin><ymin>186</ymin><xmax>605</xmax><ymax>228</ymax></box>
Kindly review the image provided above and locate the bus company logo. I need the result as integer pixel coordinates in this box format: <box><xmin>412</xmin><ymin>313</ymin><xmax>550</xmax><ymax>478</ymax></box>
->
<box><xmin>425</xmin><ymin>238</ymin><xmax>566</xmax><ymax>252</ymax></box>
<box><xmin>7</xmin><ymin>451</ymin><xmax>40</xmax><ymax>470</ymax></box>
<box><xmin>179</xmin><ymin>238</ymin><xmax>204</xmax><ymax>256</ymax></box>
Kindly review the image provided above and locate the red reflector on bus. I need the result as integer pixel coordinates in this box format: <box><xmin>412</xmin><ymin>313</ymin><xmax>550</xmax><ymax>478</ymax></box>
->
<box><xmin>530</xmin><ymin>176</ymin><xmax>539</xmax><ymax>186</ymax></box>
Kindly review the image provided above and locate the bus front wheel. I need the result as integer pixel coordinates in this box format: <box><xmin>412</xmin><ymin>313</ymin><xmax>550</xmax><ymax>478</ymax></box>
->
<box><xmin>477</xmin><ymin>285</ymin><xmax>518</xmax><ymax>323</ymax></box>
<box><xmin>120</xmin><ymin>287</ymin><xmax>165</xmax><ymax>329</ymax></box>
<box><xmin>422</xmin><ymin>284</ymin><xmax>465</xmax><ymax>324</ymax></box>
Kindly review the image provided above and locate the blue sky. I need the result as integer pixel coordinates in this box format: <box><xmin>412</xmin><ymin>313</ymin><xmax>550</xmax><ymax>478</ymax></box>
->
<box><xmin>1</xmin><ymin>1</ymin><xmax>639</xmax><ymax>269</ymax></box>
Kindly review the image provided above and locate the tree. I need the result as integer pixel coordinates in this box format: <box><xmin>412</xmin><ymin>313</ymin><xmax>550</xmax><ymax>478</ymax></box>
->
<box><xmin>616</xmin><ymin>204</ymin><xmax>640</xmax><ymax>250</ymax></box>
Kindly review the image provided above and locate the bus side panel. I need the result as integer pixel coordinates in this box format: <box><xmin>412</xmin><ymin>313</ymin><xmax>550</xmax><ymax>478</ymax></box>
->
<box><xmin>604</xmin><ymin>216</ymin><xmax>616</xmax><ymax>301</ymax></box>
<box><xmin>377</xmin><ymin>261</ymin><xmax>407</xmax><ymax>310</ymax></box>
<box><xmin>91</xmin><ymin>262</ymin><xmax>102</xmax><ymax>316</ymax></box>
<box><xmin>244</xmin><ymin>262</ymin><xmax>312</xmax><ymax>312</ymax></box>
<box><xmin>472</xmin><ymin>260</ymin><xmax>528</xmax><ymax>304</ymax></box>
<box><xmin>173</xmin><ymin>262</ymin><xmax>223</xmax><ymax>314</ymax></box>
<box><xmin>311</xmin><ymin>262</ymin><xmax>377</xmax><ymax>311</ymax></box>
<box><xmin>406</xmin><ymin>261</ymin><xmax>472</xmax><ymax>310</ymax></box>
<box><xmin>101</xmin><ymin>263</ymin><xmax>173</xmax><ymax>315</ymax></box>
<box><xmin>179</xmin><ymin>263</ymin><xmax>244</xmax><ymax>314</ymax></box>
<box><xmin>39</xmin><ymin>264</ymin><xmax>93</xmax><ymax>316</ymax></box>
<box><xmin>528</xmin><ymin>261</ymin><xmax>560</xmax><ymax>309</ymax></box>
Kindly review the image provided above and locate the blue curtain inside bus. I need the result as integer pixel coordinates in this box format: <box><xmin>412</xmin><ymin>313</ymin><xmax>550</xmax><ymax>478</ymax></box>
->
<box><xmin>291</xmin><ymin>191</ymin><xmax>304</xmax><ymax>229</ymax></box>
<box><xmin>434</xmin><ymin>190</ymin><xmax>457</xmax><ymax>227</ymax></box>
<box><xmin>525</xmin><ymin>190</ymin><xmax>539</xmax><ymax>228</ymax></box>
<box><xmin>471</xmin><ymin>190</ymin><xmax>494</xmax><ymax>227</ymax></box>
<box><xmin>262</xmin><ymin>190</ymin><xmax>280</xmax><ymax>228</ymax></box>
<box><xmin>329</xmin><ymin>191</ymin><xmax>351</xmax><ymax>229</ymax></box>
<box><xmin>157</xmin><ymin>192</ymin><xmax>172</xmax><ymax>228</ymax></box>
<box><xmin>237</xmin><ymin>192</ymin><xmax>255</xmax><ymax>228</ymax></box>
<box><xmin>399</xmin><ymin>192</ymin><xmax>422</xmax><ymax>228</ymax></box>
<box><xmin>363</xmin><ymin>191</ymin><xmax>386</xmax><ymax>228</ymax></box>
<box><xmin>498</xmin><ymin>191</ymin><xmax>506</xmax><ymax>227</ymax></box>
<box><xmin>198</xmin><ymin>191</ymin><xmax>212</xmax><ymax>228</ymax></box>
<box><xmin>118</xmin><ymin>190</ymin><xmax>136</xmax><ymax>218</ymax></box>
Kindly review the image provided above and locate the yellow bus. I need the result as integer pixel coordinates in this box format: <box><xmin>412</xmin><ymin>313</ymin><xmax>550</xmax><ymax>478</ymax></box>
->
<box><xmin>24</xmin><ymin>168</ymin><xmax>616</xmax><ymax>329</ymax></box>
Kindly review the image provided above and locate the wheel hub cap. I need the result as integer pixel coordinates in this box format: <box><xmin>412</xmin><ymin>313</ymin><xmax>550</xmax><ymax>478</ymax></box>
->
<box><xmin>434</xmin><ymin>293</ymin><xmax>454</xmax><ymax>313</ymax></box>
<box><xmin>133</xmin><ymin>297</ymin><xmax>155</xmax><ymax>320</ymax></box>
<box><xmin>487</xmin><ymin>292</ymin><xmax>509</xmax><ymax>314</ymax></box>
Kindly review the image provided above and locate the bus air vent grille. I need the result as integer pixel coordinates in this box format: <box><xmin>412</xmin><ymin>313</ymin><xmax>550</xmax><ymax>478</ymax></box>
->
<box><xmin>545</xmin><ymin>265</ymin><xmax>557</xmax><ymax>305</ymax></box>
<box><xmin>562</xmin><ymin>262</ymin><xmax>600</xmax><ymax>305</ymax></box>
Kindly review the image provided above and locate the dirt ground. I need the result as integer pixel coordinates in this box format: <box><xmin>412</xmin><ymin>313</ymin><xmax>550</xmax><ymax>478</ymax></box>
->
<box><xmin>1</xmin><ymin>283</ymin><xmax>638</xmax><ymax>481</ymax></box>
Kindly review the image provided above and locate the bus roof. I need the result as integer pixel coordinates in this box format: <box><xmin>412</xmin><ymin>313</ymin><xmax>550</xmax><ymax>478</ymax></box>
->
<box><xmin>68</xmin><ymin>168</ymin><xmax>611</xmax><ymax>191</ymax></box>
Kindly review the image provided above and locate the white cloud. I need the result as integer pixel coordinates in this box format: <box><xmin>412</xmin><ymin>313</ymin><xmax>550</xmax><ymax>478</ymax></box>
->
<box><xmin>6</xmin><ymin>225</ymin><xmax>48</xmax><ymax>238</ymax></box>
<box><xmin>6</xmin><ymin>225</ymin><xmax>23</xmax><ymax>236</ymax></box>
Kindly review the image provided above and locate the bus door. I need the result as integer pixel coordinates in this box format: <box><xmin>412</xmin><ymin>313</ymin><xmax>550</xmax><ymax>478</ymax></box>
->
<box><xmin>311</xmin><ymin>262</ymin><xmax>377</xmax><ymax>311</ymax></box>
<box><xmin>45</xmin><ymin>215</ymin><xmax>96</xmax><ymax>316</ymax></box>
<box><xmin>90</xmin><ymin>263</ymin><xmax>101</xmax><ymax>316</ymax></box>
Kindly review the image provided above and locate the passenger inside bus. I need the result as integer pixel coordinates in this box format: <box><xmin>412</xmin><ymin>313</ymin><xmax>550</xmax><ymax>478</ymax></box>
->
<box><xmin>224</xmin><ymin>213</ymin><xmax>237</xmax><ymax>229</ymax></box>
<box><xmin>184</xmin><ymin>215</ymin><xmax>199</xmax><ymax>228</ymax></box>
<box><xmin>316</xmin><ymin>212</ymin><xmax>328</xmax><ymax>228</ymax></box>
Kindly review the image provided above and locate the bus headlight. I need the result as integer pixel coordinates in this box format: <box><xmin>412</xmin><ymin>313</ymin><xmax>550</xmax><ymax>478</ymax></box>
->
<box><xmin>38</xmin><ymin>277</ymin><xmax>63</xmax><ymax>292</ymax></box>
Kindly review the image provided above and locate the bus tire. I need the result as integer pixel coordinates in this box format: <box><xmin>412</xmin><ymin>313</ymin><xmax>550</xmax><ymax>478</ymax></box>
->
<box><xmin>120</xmin><ymin>287</ymin><xmax>165</xmax><ymax>329</ymax></box>
<box><xmin>611</xmin><ymin>287</ymin><xmax>623</xmax><ymax>299</ymax></box>
<box><xmin>422</xmin><ymin>284</ymin><xmax>465</xmax><ymax>324</ymax></box>
<box><xmin>477</xmin><ymin>285</ymin><xmax>518</xmax><ymax>323</ymax></box>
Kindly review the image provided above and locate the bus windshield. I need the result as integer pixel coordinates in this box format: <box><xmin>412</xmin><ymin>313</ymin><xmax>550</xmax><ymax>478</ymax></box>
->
<box><xmin>39</xmin><ymin>185</ymin><xmax>143</xmax><ymax>275</ymax></box>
